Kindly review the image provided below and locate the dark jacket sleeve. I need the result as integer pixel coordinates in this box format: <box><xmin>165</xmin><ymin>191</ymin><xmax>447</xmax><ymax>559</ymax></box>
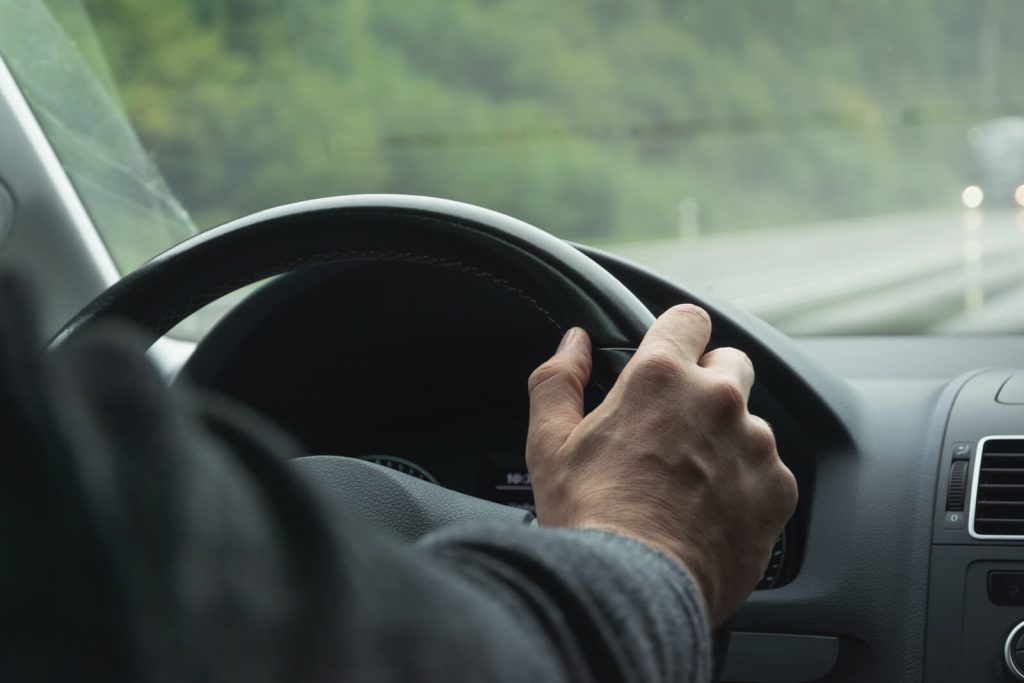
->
<box><xmin>0</xmin><ymin>273</ymin><xmax>710</xmax><ymax>683</ymax></box>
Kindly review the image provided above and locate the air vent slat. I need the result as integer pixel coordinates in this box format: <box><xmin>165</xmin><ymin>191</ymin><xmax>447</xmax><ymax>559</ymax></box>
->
<box><xmin>971</xmin><ymin>438</ymin><xmax>1024</xmax><ymax>537</ymax></box>
<box><xmin>976</xmin><ymin>504</ymin><xmax>1024</xmax><ymax>519</ymax></box>
<box><xmin>980</xmin><ymin>474</ymin><xmax>1024</xmax><ymax>487</ymax></box>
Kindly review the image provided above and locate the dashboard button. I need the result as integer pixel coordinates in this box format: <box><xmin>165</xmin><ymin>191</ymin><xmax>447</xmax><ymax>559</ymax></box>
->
<box><xmin>990</xmin><ymin>572</ymin><xmax>1024</xmax><ymax>606</ymax></box>
<box><xmin>942</xmin><ymin>510</ymin><xmax>966</xmax><ymax>529</ymax></box>
<box><xmin>952</xmin><ymin>442</ymin><xmax>971</xmax><ymax>458</ymax></box>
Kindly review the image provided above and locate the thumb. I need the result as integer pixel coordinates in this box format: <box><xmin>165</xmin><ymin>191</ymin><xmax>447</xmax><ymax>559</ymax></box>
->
<box><xmin>527</xmin><ymin>328</ymin><xmax>592</xmax><ymax>454</ymax></box>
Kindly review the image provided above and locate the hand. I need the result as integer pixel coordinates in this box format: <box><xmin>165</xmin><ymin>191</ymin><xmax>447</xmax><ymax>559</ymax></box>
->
<box><xmin>526</xmin><ymin>305</ymin><xmax>798</xmax><ymax>624</ymax></box>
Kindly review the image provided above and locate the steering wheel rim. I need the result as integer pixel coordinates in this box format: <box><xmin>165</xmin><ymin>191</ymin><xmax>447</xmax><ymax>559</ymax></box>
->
<box><xmin>50</xmin><ymin>194</ymin><xmax>656</xmax><ymax>354</ymax></box>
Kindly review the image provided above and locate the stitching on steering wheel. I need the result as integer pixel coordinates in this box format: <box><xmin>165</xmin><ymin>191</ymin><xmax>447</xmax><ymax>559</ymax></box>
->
<box><xmin>160</xmin><ymin>250</ymin><xmax>565</xmax><ymax>337</ymax></box>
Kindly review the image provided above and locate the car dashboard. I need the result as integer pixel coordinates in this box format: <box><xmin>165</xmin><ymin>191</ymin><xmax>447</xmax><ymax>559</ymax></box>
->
<box><xmin>173</xmin><ymin>246</ymin><xmax>1024</xmax><ymax>682</ymax></box>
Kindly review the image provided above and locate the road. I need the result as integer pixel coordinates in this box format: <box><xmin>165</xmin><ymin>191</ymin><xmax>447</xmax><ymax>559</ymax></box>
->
<box><xmin>604</xmin><ymin>209</ymin><xmax>1024</xmax><ymax>335</ymax></box>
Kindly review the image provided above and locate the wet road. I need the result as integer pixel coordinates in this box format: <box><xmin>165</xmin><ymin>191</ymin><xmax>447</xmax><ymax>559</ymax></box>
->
<box><xmin>604</xmin><ymin>209</ymin><xmax>1024</xmax><ymax>335</ymax></box>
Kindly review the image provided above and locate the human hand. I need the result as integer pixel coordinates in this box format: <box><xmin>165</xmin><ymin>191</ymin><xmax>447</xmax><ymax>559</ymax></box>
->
<box><xmin>526</xmin><ymin>305</ymin><xmax>798</xmax><ymax>624</ymax></box>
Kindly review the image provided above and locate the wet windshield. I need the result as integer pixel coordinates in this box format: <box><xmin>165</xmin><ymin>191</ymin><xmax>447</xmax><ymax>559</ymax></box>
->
<box><xmin>4</xmin><ymin>0</ymin><xmax>1024</xmax><ymax>335</ymax></box>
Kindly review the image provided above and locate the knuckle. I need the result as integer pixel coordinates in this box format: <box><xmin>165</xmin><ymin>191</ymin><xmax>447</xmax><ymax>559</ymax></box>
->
<box><xmin>775</xmin><ymin>464</ymin><xmax>799</xmax><ymax>512</ymax></box>
<box><xmin>747</xmin><ymin>416</ymin><xmax>777</xmax><ymax>455</ymax></box>
<box><xmin>707</xmin><ymin>376</ymin><xmax>746</xmax><ymax>417</ymax></box>
<box><xmin>632</xmin><ymin>348</ymin><xmax>687</xmax><ymax>387</ymax></box>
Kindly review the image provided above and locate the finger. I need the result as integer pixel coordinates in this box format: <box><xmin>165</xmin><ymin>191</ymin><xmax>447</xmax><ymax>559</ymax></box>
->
<box><xmin>633</xmin><ymin>304</ymin><xmax>712</xmax><ymax>366</ymax></box>
<box><xmin>527</xmin><ymin>328</ymin><xmax>593</xmax><ymax>452</ymax></box>
<box><xmin>699</xmin><ymin>347</ymin><xmax>755</xmax><ymax>402</ymax></box>
<box><xmin>746</xmin><ymin>414</ymin><xmax>779</xmax><ymax>459</ymax></box>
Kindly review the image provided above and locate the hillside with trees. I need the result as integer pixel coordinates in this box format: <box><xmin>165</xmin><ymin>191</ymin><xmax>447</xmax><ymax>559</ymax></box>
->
<box><xmin>35</xmin><ymin>0</ymin><xmax>1024</xmax><ymax>267</ymax></box>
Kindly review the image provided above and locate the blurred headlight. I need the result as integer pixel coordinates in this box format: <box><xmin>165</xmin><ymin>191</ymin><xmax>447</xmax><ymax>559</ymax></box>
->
<box><xmin>962</xmin><ymin>185</ymin><xmax>984</xmax><ymax>209</ymax></box>
<box><xmin>1015</xmin><ymin>185</ymin><xmax>1024</xmax><ymax>207</ymax></box>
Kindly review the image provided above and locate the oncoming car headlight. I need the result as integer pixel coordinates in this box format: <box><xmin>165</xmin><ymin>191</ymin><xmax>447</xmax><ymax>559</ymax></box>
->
<box><xmin>961</xmin><ymin>185</ymin><xmax>984</xmax><ymax>209</ymax></box>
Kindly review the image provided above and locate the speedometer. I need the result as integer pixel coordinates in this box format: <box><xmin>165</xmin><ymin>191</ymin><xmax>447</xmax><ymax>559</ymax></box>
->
<box><xmin>359</xmin><ymin>455</ymin><xmax>439</xmax><ymax>485</ymax></box>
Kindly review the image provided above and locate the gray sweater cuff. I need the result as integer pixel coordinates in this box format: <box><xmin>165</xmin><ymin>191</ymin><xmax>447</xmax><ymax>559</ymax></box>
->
<box><xmin>420</xmin><ymin>523</ymin><xmax>712</xmax><ymax>683</ymax></box>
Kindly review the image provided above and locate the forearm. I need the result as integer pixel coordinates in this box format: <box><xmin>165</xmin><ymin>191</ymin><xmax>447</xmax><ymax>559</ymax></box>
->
<box><xmin>418</xmin><ymin>524</ymin><xmax>711</xmax><ymax>683</ymax></box>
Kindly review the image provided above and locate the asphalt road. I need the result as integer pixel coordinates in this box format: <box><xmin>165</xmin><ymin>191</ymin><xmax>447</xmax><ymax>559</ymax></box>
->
<box><xmin>604</xmin><ymin>208</ymin><xmax>1024</xmax><ymax>336</ymax></box>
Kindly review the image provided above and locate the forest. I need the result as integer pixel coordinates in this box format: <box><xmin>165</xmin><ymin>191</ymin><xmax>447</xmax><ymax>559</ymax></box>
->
<box><xmin>26</xmin><ymin>0</ymin><xmax>1024</xmax><ymax>268</ymax></box>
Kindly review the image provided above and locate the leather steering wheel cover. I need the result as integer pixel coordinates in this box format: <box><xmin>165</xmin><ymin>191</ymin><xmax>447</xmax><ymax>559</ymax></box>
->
<box><xmin>50</xmin><ymin>195</ymin><xmax>655</xmax><ymax>350</ymax></box>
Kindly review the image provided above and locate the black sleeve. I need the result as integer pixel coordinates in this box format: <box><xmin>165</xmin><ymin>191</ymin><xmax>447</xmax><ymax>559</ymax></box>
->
<box><xmin>0</xmin><ymin>273</ymin><xmax>710</xmax><ymax>683</ymax></box>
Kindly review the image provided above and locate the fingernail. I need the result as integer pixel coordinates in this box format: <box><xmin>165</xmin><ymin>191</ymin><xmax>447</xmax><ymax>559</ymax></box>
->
<box><xmin>558</xmin><ymin>327</ymin><xmax>579</xmax><ymax>351</ymax></box>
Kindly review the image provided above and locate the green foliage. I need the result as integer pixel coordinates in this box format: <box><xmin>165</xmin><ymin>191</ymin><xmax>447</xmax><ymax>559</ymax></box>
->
<box><xmin>67</xmin><ymin>0</ymin><xmax>1024</xmax><ymax>259</ymax></box>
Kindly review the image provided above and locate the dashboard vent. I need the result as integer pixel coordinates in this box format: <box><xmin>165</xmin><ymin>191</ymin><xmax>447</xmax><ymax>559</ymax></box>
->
<box><xmin>971</xmin><ymin>437</ymin><xmax>1024</xmax><ymax>538</ymax></box>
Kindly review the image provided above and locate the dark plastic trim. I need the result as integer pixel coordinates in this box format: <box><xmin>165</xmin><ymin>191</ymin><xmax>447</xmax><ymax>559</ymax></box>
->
<box><xmin>720</xmin><ymin>632</ymin><xmax>839</xmax><ymax>682</ymax></box>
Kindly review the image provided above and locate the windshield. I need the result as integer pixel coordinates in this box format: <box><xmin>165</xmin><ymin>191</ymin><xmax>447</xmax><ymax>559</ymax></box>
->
<box><xmin>4</xmin><ymin>0</ymin><xmax>1024</xmax><ymax>335</ymax></box>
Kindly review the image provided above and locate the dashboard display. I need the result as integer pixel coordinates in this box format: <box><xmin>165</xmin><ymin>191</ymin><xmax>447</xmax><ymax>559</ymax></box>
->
<box><xmin>482</xmin><ymin>455</ymin><xmax>536</xmax><ymax>514</ymax></box>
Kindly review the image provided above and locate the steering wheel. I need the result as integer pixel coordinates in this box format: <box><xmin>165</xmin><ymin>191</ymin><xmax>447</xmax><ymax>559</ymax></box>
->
<box><xmin>50</xmin><ymin>194</ymin><xmax>657</xmax><ymax>535</ymax></box>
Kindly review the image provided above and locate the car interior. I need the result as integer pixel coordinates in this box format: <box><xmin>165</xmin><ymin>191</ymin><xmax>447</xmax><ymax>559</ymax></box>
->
<box><xmin>4</xmin><ymin>2</ymin><xmax>1024</xmax><ymax>681</ymax></box>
